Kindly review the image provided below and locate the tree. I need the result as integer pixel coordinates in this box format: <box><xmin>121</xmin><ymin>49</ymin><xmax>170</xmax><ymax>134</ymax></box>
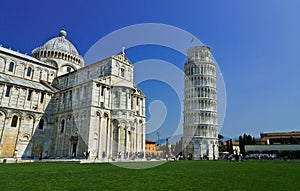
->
<box><xmin>226</xmin><ymin>140</ymin><xmax>230</xmax><ymax>152</ymax></box>
<box><xmin>226</xmin><ymin>139</ymin><xmax>234</xmax><ymax>154</ymax></box>
<box><xmin>238</xmin><ymin>133</ymin><xmax>257</xmax><ymax>154</ymax></box>
<box><xmin>229</xmin><ymin>139</ymin><xmax>234</xmax><ymax>154</ymax></box>
<box><xmin>247</xmin><ymin>135</ymin><xmax>252</xmax><ymax>145</ymax></box>
<box><xmin>252</xmin><ymin>137</ymin><xmax>256</xmax><ymax>145</ymax></box>
<box><xmin>239</xmin><ymin>135</ymin><xmax>245</xmax><ymax>153</ymax></box>
<box><xmin>166</xmin><ymin>138</ymin><xmax>169</xmax><ymax>155</ymax></box>
<box><xmin>243</xmin><ymin>133</ymin><xmax>247</xmax><ymax>145</ymax></box>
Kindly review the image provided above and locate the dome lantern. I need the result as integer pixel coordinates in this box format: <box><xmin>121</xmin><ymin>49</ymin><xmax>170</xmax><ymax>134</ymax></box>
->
<box><xmin>59</xmin><ymin>28</ymin><xmax>67</xmax><ymax>38</ymax></box>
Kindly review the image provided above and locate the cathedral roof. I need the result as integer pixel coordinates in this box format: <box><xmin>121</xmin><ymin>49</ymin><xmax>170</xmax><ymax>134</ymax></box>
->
<box><xmin>32</xmin><ymin>28</ymin><xmax>83</xmax><ymax>66</ymax></box>
<box><xmin>0</xmin><ymin>73</ymin><xmax>53</xmax><ymax>92</ymax></box>
<box><xmin>42</xmin><ymin>28</ymin><xmax>79</xmax><ymax>56</ymax></box>
<box><xmin>112</xmin><ymin>51</ymin><xmax>132</xmax><ymax>66</ymax></box>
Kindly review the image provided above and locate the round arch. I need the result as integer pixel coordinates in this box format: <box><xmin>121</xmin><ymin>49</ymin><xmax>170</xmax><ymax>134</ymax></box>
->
<box><xmin>9</xmin><ymin>111</ymin><xmax>23</xmax><ymax>119</ymax></box>
<box><xmin>24</xmin><ymin>113</ymin><xmax>36</xmax><ymax>121</ymax></box>
<box><xmin>96</xmin><ymin>111</ymin><xmax>102</xmax><ymax>117</ymax></box>
<box><xmin>0</xmin><ymin>109</ymin><xmax>8</xmax><ymax>117</ymax></box>
<box><xmin>103</xmin><ymin>112</ymin><xmax>109</xmax><ymax>118</ymax></box>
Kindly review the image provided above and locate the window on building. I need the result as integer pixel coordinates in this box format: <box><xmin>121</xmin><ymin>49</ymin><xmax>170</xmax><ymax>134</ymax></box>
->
<box><xmin>136</xmin><ymin>97</ymin><xmax>139</xmax><ymax>106</ymax></box>
<box><xmin>26</xmin><ymin>67</ymin><xmax>32</xmax><ymax>77</ymax></box>
<box><xmin>62</xmin><ymin>93</ymin><xmax>65</xmax><ymax>102</ymax></box>
<box><xmin>5</xmin><ymin>86</ymin><xmax>12</xmax><ymax>97</ymax></box>
<box><xmin>76</xmin><ymin>89</ymin><xmax>80</xmax><ymax>99</ymax></box>
<box><xmin>38</xmin><ymin>118</ymin><xmax>44</xmax><ymax>130</ymax></box>
<box><xmin>8</xmin><ymin>62</ymin><xmax>14</xmax><ymax>72</ymax></box>
<box><xmin>69</xmin><ymin>91</ymin><xmax>72</xmax><ymax>101</ymax></box>
<box><xmin>121</xmin><ymin>68</ymin><xmax>125</xmax><ymax>77</ymax></box>
<box><xmin>101</xmin><ymin>86</ymin><xmax>104</xmax><ymax>96</ymax></box>
<box><xmin>27</xmin><ymin>90</ymin><xmax>33</xmax><ymax>101</ymax></box>
<box><xmin>11</xmin><ymin>115</ymin><xmax>18</xmax><ymax>127</ymax></box>
<box><xmin>100</xmin><ymin>66</ymin><xmax>104</xmax><ymax>76</ymax></box>
<box><xmin>61</xmin><ymin>119</ymin><xmax>65</xmax><ymax>133</ymax></box>
<box><xmin>84</xmin><ymin>86</ymin><xmax>88</xmax><ymax>96</ymax></box>
<box><xmin>40</xmin><ymin>92</ymin><xmax>45</xmax><ymax>103</ymax></box>
<box><xmin>67</xmin><ymin>67</ymin><xmax>72</xmax><ymax>73</ymax></box>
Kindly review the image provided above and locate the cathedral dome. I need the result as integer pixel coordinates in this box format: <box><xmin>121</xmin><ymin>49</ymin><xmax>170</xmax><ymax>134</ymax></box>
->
<box><xmin>42</xmin><ymin>29</ymin><xmax>79</xmax><ymax>56</ymax></box>
<box><xmin>32</xmin><ymin>28</ymin><xmax>84</xmax><ymax>67</ymax></box>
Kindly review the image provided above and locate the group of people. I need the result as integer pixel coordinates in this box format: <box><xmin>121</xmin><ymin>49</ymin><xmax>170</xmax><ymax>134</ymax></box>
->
<box><xmin>91</xmin><ymin>151</ymin><xmax>145</xmax><ymax>161</ymax></box>
<box><xmin>222</xmin><ymin>153</ymin><xmax>244</xmax><ymax>161</ymax></box>
<box><xmin>123</xmin><ymin>151</ymin><xmax>144</xmax><ymax>160</ymax></box>
<box><xmin>83</xmin><ymin>151</ymin><xmax>90</xmax><ymax>159</ymax></box>
<box><xmin>222</xmin><ymin>153</ymin><xmax>279</xmax><ymax>161</ymax></box>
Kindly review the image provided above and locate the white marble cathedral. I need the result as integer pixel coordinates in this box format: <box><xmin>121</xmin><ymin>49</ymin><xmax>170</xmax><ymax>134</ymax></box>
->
<box><xmin>183</xmin><ymin>46</ymin><xmax>218</xmax><ymax>160</ymax></box>
<box><xmin>0</xmin><ymin>29</ymin><xmax>146</xmax><ymax>160</ymax></box>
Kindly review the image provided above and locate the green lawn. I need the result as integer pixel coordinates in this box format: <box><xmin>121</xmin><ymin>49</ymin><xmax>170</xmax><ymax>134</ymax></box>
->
<box><xmin>0</xmin><ymin>160</ymin><xmax>299</xmax><ymax>191</ymax></box>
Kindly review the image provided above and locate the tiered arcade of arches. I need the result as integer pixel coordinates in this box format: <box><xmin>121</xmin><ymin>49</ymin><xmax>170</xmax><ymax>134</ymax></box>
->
<box><xmin>0</xmin><ymin>109</ymin><xmax>49</xmax><ymax>158</ymax></box>
<box><xmin>184</xmin><ymin>111</ymin><xmax>218</xmax><ymax>126</ymax></box>
<box><xmin>184</xmin><ymin>75</ymin><xmax>217</xmax><ymax>87</ymax></box>
<box><xmin>91</xmin><ymin>111</ymin><xmax>145</xmax><ymax>159</ymax></box>
<box><xmin>184</xmin><ymin>99</ymin><xmax>217</xmax><ymax>111</ymax></box>
<box><xmin>184</xmin><ymin>87</ymin><xmax>217</xmax><ymax>99</ymax></box>
<box><xmin>32</xmin><ymin>49</ymin><xmax>83</xmax><ymax>66</ymax></box>
<box><xmin>0</xmin><ymin>57</ymin><xmax>56</xmax><ymax>82</ymax></box>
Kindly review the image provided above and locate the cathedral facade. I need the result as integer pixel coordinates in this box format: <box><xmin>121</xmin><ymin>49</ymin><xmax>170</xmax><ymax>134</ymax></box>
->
<box><xmin>0</xmin><ymin>29</ymin><xmax>146</xmax><ymax>160</ymax></box>
<box><xmin>183</xmin><ymin>46</ymin><xmax>218</xmax><ymax>160</ymax></box>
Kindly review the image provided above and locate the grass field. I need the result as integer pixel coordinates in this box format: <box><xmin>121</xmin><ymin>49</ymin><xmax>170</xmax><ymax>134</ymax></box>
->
<box><xmin>0</xmin><ymin>160</ymin><xmax>299</xmax><ymax>191</ymax></box>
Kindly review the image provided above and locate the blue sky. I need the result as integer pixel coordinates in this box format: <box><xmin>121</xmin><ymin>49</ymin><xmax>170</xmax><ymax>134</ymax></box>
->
<box><xmin>1</xmin><ymin>0</ymin><xmax>300</xmax><ymax>140</ymax></box>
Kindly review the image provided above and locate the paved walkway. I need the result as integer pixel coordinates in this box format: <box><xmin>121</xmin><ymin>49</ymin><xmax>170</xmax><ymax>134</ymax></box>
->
<box><xmin>1</xmin><ymin>157</ymin><xmax>156</xmax><ymax>164</ymax></box>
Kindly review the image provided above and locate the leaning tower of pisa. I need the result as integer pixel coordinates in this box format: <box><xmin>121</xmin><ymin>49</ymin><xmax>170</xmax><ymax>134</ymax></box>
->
<box><xmin>183</xmin><ymin>46</ymin><xmax>218</xmax><ymax>160</ymax></box>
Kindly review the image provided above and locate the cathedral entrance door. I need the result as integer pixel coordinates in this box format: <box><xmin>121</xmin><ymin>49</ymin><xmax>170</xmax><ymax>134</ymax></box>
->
<box><xmin>72</xmin><ymin>143</ymin><xmax>77</xmax><ymax>157</ymax></box>
<box><xmin>71</xmin><ymin>135</ymin><xmax>78</xmax><ymax>157</ymax></box>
